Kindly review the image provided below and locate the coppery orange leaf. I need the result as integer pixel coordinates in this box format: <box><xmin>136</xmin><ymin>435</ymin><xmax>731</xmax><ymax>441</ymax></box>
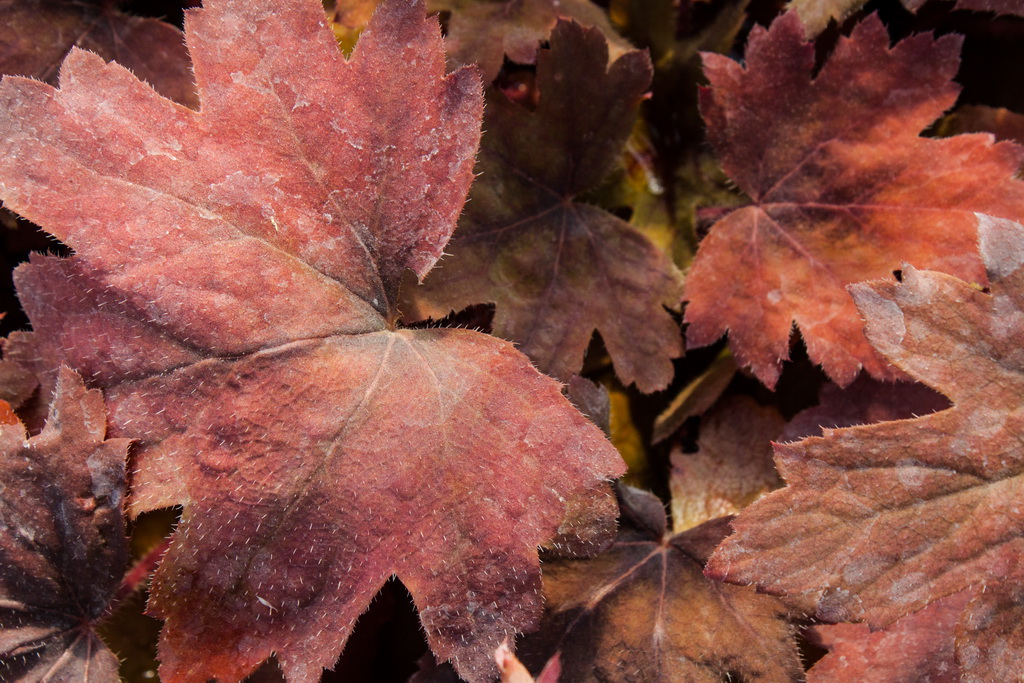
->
<box><xmin>686</xmin><ymin>12</ymin><xmax>1024</xmax><ymax>387</ymax></box>
<box><xmin>706</xmin><ymin>215</ymin><xmax>1024</xmax><ymax>679</ymax></box>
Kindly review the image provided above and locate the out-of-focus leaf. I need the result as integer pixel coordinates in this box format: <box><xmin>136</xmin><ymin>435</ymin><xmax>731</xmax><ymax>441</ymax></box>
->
<box><xmin>430</xmin><ymin>0</ymin><xmax>632</xmax><ymax>83</ymax></box>
<box><xmin>786</xmin><ymin>0</ymin><xmax>868</xmax><ymax>37</ymax></box>
<box><xmin>566</xmin><ymin>376</ymin><xmax>611</xmax><ymax>436</ymax></box>
<box><xmin>607</xmin><ymin>0</ymin><xmax>675</xmax><ymax>60</ymax></box>
<box><xmin>706</xmin><ymin>215</ymin><xmax>1024</xmax><ymax>680</ymax></box>
<box><xmin>948</xmin><ymin>0</ymin><xmax>1024</xmax><ymax>13</ymax></box>
<box><xmin>0</xmin><ymin>368</ymin><xmax>130</xmax><ymax>683</ymax></box>
<box><xmin>941</xmin><ymin>104</ymin><xmax>1024</xmax><ymax>145</ymax></box>
<box><xmin>407</xmin><ymin>21</ymin><xmax>684</xmax><ymax>392</ymax></box>
<box><xmin>495</xmin><ymin>642</ymin><xmax>560</xmax><ymax>683</ymax></box>
<box><xmin>328</xmin><ymin>0</ymin><xmax>383</xmax><ymax>53</ymax></box>
<box><xmin>0</xmin><ymin>0</ymin><xmax>625</xmax><ymax>679</ymax></box>
<box><xmin>807</xmin><ymin>590</ymin><xmax>974</xmax><ymax>683</ymax></box>
<box><xmin>0</xmin><ymin>0</ymin><xmax>196</xmax><ymax>107</ymax></box>
<box><xmin>686</xmin><ymin>12</ymin><xmax>1024</xmax><ymax>388</ymax></box>
<box><xmin>789</xmin><ymin>0</ymin><xmax>1024</xmax><ymax>33</ymax></box>
<box><xmin>670</xmin><ymin>395</ymin><xmax>783</xmax><ymax>532</ymax></box>
<box><xmin>516</xmin><ymin>487</ymin><xmax>801</xmax><ymax>681</ymax></box>
<box><xmin>607</xmin><ymin>381</ymin><xmax>647</xmax><ymax>488</ymax></box>
<box><xmin>652</xmin><ymin>348</ymin><xmax>736</xmax><ymax>444</ymax></box>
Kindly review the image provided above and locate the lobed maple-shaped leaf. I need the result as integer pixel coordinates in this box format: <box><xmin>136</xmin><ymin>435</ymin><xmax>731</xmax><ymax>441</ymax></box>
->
<box><xmin>686</xmin><ymin>12</ymin><xmax>1024</xmax><ymax>387</ymax></box>
<box><xmin>806</xmin><ymin>590</ymin><xmax>973</xmax><ymax>683</ymax></box>
<box><xmin>429</xmin><ymin>0</ymin><xmax>632</xmax><ymax>83</ymax></box>
<box><xmin>0</xmin><ymin>368</ymin><xmax>130</xmax><ymax>683</ymax></box>
<box><xmin>0</xmin><ymin>0</ymin><xmax>197</xmax><ymax>107</ymax></box>
<box><xmin>516</xmin><ymin>486</ymin><xmax>801</xmax><ymax>681</ymax></box>
<box><xmin>705</xmin><ymin>214</ymin><xmax>1024</xmax><ymax>679</ymax></box>
<box><xmin>405</xmin><ymin>20</ymin><xmax>684</xmax><ymax>392</ymax></box>
<box><xmin>0</xmin><ymin>0</ymin><xmax>625</xmax><ymax>680</ymax></box>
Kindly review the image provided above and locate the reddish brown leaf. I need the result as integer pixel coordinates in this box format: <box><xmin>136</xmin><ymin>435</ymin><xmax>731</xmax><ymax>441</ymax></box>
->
<box><xmin>565</xmin><ymin>376</ymin><xmax>611</xmax><ymax>436</ymax></box>
<box><xmin>0</xmin><ymin>0</ymin><xmax>197</xmax><ymax>107</ymax></box>
<box><xmin>430</xmin><ymin>0</ymin><xmax>632</xmax><ymax>83</ymax></box>
<box><xmin>0</xmin><ymin>0</ymin><xmax>624</xmax><ymax>680</ymax></box>
<box><xmin>405</xmin><ymin>20</ymin><xmax>684</xmax><ymax>392</ymax></box>
<box><xmin>686</xmin><ymin>12</ymin><xmax>1024</xmax><ymax>387</ymax></box>
<box><xmin>0</xmin><ymin>368</ymin><xmax>130</xmax><ymax>683</ymax></box>
<box><xmin>705</xmin><ymin>214</ymin><xmax>1024</xmax><ymax>679</ymax></box>
<box><xmin>670</xmin><ymin>395</ymin><xmax>783</xmax><ymax>532</ymax></box>
<box><xmin>807</xmin><ymin>590</ymin><xmax>973</xmax><ymax>683</ymax></box>
<box><xmin>516</xmin><ymin>486</ymin><xmax>801</xmax><ymax>681</ymax></box>
<box><xmin>956</xmin><ymin>569</ymin><xmax>1024</xmax><ymax>682</ymax></box>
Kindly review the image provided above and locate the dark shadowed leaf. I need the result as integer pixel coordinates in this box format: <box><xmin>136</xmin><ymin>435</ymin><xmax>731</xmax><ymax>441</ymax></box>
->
<box><xmin>785</xmin><ymin>0</ymin><xmax>867</xmax><ymax>37</ymax></box>
<box><xmin>406</xmin><ymin>20</ymin><xmax>684</xmax><ymax>392</ymax></box>
<box><xmin>950</xmin><ymin>0</ymin><xmax>1024</xmax><ymax>14</ymax></box>
<box><xmin>516</xmin><ymin>486</ymin><xmax>800</xmax><ymax>681</ymax></box>
<box><xmin>0</xmin><ymin>0</ymin><xmax>197</xmax><ymax>107</ymax></box>
<box><xmin>706</xmin><ymin>215</ymin><xmax>1024</xmax><ymax>680</ymax></box>
<box><xmin>686</xmin><ymin>12</ymin><xmax>1024</xmax><ymax>387</ymax></box>
<box><xmin>429</xmin><ymin>0</ymin><xmax>632</xmax><ymax>83</ymax></box>
<box><xmin>0</xmin><ymin>368</ymin><xmax>130</xmax><ymax>683</ymax></box>
<box><xmin>0</xmin><ymin>0</ymin><xmax>624</xmax><ymax>680</ymax></box>
<box><xmin>781</xmin><ymin>374</ymin><xmax>950</xmax><ymax>442</ymax></box>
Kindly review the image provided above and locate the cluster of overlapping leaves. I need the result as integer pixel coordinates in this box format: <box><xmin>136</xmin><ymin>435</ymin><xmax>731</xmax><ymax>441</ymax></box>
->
<box><xmin>1</xmin><ymin>0</ymin><xmax>1023</xmax><ymax>680</ymax></box>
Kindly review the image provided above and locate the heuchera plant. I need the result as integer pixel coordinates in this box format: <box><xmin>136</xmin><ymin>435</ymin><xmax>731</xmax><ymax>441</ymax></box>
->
<box><xmin>1</xmin><ymin>0</ymin><xmax>1023</xmax><ymax>681</ymax></box>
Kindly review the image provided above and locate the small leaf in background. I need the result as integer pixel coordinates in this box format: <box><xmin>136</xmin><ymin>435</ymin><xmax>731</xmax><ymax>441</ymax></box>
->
<box><xmin>407</xmin><ymin>20</ymin><xmax>684</xmax><ymax>392</ymax></box>
<box><xmin>0</xmin><ymin>0</ymin><xmax>197</xmax><ymax>107</ymax></box>
<box><xmin>652</xmin><ymin>348</ymin><xmax>736</xmax><ymax>444</ymax></box>
<box><xmin>807</xmin><ymin>589</ymin><xmax>974</xmax><ymax>683</ymax></box>
<box><xmin>429</xmin><ymin>0</ymin><xmax>632</xmax><ymax>83</ymax></box>
<box><xmin>0</xmin><ymin>0</ymin><xmax>625</xmax><ymax>679</ymax></box>
<box><xmin>670</xmin><ymin>395</ymin><xmax>783</xmax><ymax>532</ymax></box>
<box><xmin>495</xmin><ymin>641</ymin><xmax>561</xmax><ymax>683</ymax></box>
<box><xmin>516</xmin><ymin>486</ymin><xmax>801</xmax><ymax>681</ymax></box>
<box><xmin>944</xmin><ymin>0</ymin><xmax>1024</xmax><ymax>15</ymax></box>
<box><xmin>786</xmin><ymin>0</ymin><xmax>868</xmax><ymax>37</ymax></box>
<box><xmin>706</xmin><ymin>214</ymin><xmax>1024</xmax><ymax>679</ymax></box>
<box><xmin>0</xmin><ymin>368</ymin><xmax>130</xmax><ymax>683</ymax></box>
<box><xmin>781</xmin><ymin>374</ymin><xmax>950</xmax><ymax>442</ymax></box>
<box><xmin>685</xmin><ymin>12</ymin><xmax>1024</xmax><ymax>387</ymax></box>
<box><xmin>566</xmin><ymin>376</ymin><xmax>612</xmax><ymax>435</ymax></box>
<box><xmin>328</xmin><ymin>0</ymin><xmax>383</xmax><ymax>53</ymax></box>
<box><xmin>941</xmin><ymin>104</ymin><xmax>1024</xmax><ymax>145</ymax></box>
